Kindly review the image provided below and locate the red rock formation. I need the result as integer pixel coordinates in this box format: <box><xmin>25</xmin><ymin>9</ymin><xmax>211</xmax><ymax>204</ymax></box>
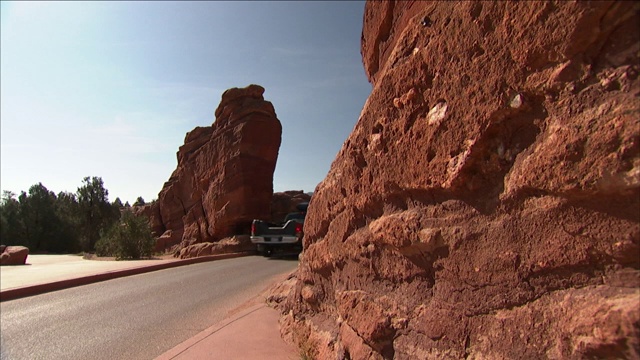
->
<box><xmin>177</xmin><ymin>235</ymin><xmax>255</xmax><ymax>259</ymax></box>
<box><xmin>178</xmin><ymin>191</ymin><xmax>311</xmax><ymax>259</ymax></box>
<box><xmin>280</xmin><ymin>2</ymin><xmax>640</xmax><ymax>359</ymax></box>
<box><xmin>271</xmin><ymin>190</ymin><xmax>312</xmax><ymax>223</ymax></box>
<box><xmin>153</xmin><ymin>84</ymin><xmax>282</xmax><ymax>255</ymax></box>
<box><xmin>0</xmin><ymin>245</ymin><xmax>29</xmax><ymax>265</ymax></box>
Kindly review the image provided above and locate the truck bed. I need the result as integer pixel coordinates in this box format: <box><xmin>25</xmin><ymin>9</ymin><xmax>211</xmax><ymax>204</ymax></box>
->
<box><xmin>250</xmin><ymin>207</ymin><xmax>307</xmax><ymax>256</ymax></box>
<box><xmin>251</xmin><ymin>219</ymin><xmax>301</xmax><ymax>236</ymax></box>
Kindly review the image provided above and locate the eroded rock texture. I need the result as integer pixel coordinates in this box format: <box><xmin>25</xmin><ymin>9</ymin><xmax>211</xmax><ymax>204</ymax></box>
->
<box><xmin>152</xmin><ymin>84</ymin><xmax>282</xmax><ymax>256</ymax></box>
<box><xmin>281</xmin><ymin>2</ymin><xmax>640</xmax><ymax>359</ymax></box>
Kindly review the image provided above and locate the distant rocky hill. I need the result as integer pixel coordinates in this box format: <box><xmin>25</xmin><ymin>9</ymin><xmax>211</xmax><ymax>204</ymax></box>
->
<box><xmin>276</xmin><ymin>1</ymin><xmax>640</xmax><ymax>359</ymax></box>
<box><xmin>139</xmin><ymin>84</ymin><xmax>282</xmax><ymax>256</ymax></box>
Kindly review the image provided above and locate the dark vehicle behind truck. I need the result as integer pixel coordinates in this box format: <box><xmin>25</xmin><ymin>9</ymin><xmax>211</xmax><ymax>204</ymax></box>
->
<box><xmin>250</xmin><ymin>202</ymin><xmax>308</xmax><ymax>257</ymax></box>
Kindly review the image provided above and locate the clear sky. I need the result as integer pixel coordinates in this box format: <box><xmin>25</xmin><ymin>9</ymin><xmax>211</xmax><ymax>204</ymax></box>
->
<box><xmin>1</xmin><ymin>1</ymin><xmax>371</xmax><ymax>204</ymax></box>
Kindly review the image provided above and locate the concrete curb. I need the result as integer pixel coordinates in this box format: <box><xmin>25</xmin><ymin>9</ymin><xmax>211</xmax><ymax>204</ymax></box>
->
<box><xmin>0</xmin><ymin>251</ymin><xmax>256</xmax><ymax>302</ymax></box>
<box><xmin>155</xmin><ymin>303</ymin><xmax>266</xmax><ymax>360</ymax></box>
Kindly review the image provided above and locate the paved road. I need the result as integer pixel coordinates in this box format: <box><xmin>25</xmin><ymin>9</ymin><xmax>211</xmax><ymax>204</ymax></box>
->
<box><xmin>0</xmin><ymin>256</ymin><xmax>297</xmax><ymax>360</ymax></box>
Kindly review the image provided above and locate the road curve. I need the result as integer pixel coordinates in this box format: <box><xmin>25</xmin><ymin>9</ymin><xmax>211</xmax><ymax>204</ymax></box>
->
<box><xmin>0</xmin><ymin>256</ymin><xmax>297</xmax><ymax>360</ymax></box>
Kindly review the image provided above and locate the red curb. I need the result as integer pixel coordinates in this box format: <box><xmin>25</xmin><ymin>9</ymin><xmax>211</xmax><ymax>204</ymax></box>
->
<box><xmin>0</xmin><ymin>251</ymin><xmax>256</xmax><ymax>302</ymax></box>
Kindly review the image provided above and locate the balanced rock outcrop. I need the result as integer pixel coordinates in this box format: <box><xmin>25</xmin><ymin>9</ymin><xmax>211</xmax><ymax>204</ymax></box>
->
<box><xmin>280</xmin><ymin>2</ymin><xmax>640</xmax><ymax>359</ymax></box>
<box><xmin>152</xmin><ymin>84</ymin><xmax>282</xmax><ymax>255</ymax></box>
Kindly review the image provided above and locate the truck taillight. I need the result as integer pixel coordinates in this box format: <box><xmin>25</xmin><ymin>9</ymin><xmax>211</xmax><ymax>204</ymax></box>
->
<box><xmin>295</xmin><ymin>223</ymin><xmax>303</xmax><ymax>235</ymax></box>
<box><xmin>251</xmin><ymin>222</ymin><xmax>255</xmax><ymax>235</ymax></box>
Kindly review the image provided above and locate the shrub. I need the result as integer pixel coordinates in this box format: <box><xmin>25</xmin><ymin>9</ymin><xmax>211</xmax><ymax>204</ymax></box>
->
<box><xmin>95</xmin><ymin>210</ymin><xmax>155</xmax><ymax>260</ymax></box>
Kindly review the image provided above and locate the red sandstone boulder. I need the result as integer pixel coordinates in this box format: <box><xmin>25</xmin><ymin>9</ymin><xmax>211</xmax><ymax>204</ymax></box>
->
<box><xmin>0</xmin><ymin>245</ymin><xmax>29</xmax><ymax>265</ymax></box>
<box><xmin>149</xmin><ymin>84</ymin><xmax>282</xmax><ymax>254</ymax></box>
<box><xmin>281</xmin><ymin>2</ymin><xmax>640</xmax><ymax>359</ymax></box>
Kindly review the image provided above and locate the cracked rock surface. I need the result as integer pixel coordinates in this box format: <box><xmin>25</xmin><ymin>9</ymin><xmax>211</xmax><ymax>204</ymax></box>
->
<box><xmin>278</xmin><ymin>2</ymin><xmax>640</xmax><ymax>359</ymax></box>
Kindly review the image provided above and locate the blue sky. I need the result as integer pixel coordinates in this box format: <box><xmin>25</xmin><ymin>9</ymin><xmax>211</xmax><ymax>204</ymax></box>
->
<box><xmin>1</xmin><ymin>1</ymin><xmax>370</xmax><ymax>203</ymax></box>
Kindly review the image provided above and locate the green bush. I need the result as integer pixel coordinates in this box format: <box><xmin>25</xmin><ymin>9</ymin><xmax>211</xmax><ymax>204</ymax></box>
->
<box><xmin>95</xmin><ymin>210</ymin><xmax>155</xmax><ymax>260</ymax></box>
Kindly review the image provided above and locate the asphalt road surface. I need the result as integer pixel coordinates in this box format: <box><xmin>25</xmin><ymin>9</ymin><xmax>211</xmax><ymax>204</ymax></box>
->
<box><xmin>0</xmin><ymin>256</ymin><xmax>298</xmax><ymax>360</ymax></box>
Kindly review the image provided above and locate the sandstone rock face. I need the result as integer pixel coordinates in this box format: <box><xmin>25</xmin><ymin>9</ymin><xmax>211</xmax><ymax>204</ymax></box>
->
<box><xmin>177</xmin><ymin>235</ymin><xmax>255</xmax><ymax>259</ymax></box>
<box><xmin>282</xmin><ymin>2</ymin><xmax>640</xmax><ymax>359</ymax></box>
<box><xmin>0</xmin><ymin>245</ymin><xmax>29</xmax><ymax>265</ymax></box>
<box><xmin>271</xmin><ymin>190</ymin><xmax>312</xmax><ymax>223</ymax></box>
<box><xmin>153</xmin><ymin>84</ymin><xmax>282</xmax><ymax>254</ymax></box>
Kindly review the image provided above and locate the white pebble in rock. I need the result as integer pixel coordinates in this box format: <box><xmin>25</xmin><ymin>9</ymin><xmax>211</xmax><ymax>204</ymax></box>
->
<box><xmin>510</xmin><ymin>94</ymin><xmax>523</xmax><ymax>108</ymax></box>
<box><xmin>427</xmin><ymin>101</ymin><xmax>447</xmax><ymax>126</ymax></box>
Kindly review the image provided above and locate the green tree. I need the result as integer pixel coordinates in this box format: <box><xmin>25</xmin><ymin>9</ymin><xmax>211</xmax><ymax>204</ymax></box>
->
<box><xmin>56</xmin><ymin>191</ymin><xmax>79</xmax><ymax>221</ymax></box>
<box><xmin>95</xmin><ymin>210</ymin><xmax>155</xmax><ymax>260</ymax></box>
<box><xmin>133</xmin><ymin>196</ymin><xmax>145</xmax><ymax>206</ymax></box>
<box><xmin>76</xmin><ymin>176</ymin><xmax>119</xmax><ymax>252</ymax></box>
<box><xmin>14</xmin><ymin>183</ymin><xmax>79</xmax><ymax>253</ymax></box>
<box><xmin>112</xmin><ymin>197</ymin><xmax>124</xmax><ymax>208</ymax></box>
<box><xmin>54</xmin><ymin>191</ymin><xmax>80</xmax><ymax>253</ymax></box>
<box><xmin>112</xmin><ymin>197</ymin><xmax>124</xmax><ymax>219</ymax></box>
<box><xmin>0</xmin><ymin>191</ymin><xmax>26</xmax><ymax>246</ymax></box>
<box><xmin>18</xmin><ymin>183</ymin><xmax>59</xmax><ymax>251</ymax></box>
<box><xmin>1</xmin><ymin>187</ymin><xmax>80</xmax><ymax>253</ymax></box>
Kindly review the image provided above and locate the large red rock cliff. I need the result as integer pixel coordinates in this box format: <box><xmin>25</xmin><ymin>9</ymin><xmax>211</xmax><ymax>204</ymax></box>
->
<box><xmin>279</xmin><ymin>2</ymin><xmax>639</xmax><ymax>359</ymax></box>
<box><xmin>151</xmin><ymin>84</ymin><xmax>282</xmax><ymax>255</ymax></box>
